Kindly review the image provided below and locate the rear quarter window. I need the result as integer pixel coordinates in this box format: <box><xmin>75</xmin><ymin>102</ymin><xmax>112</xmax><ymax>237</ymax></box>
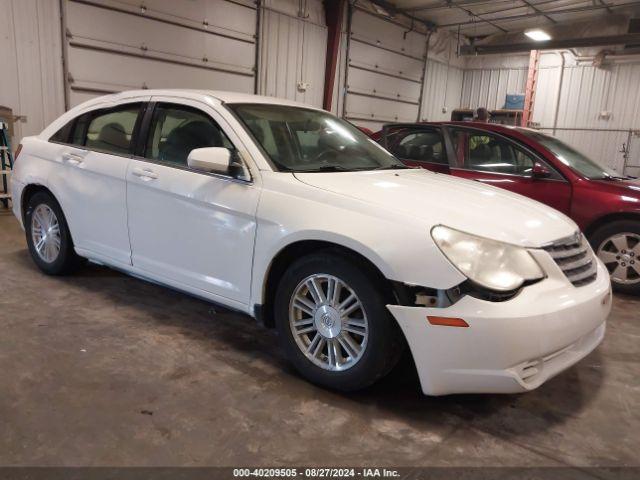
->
<box><xmin>49</xmin><ymin>120</ymin><xmax>74</xmax><ymax>144</ymax></box>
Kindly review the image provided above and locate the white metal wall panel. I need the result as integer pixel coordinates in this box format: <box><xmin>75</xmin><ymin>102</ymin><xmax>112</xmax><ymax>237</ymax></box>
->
<box><xmin>65</xmin><ymin>0</ymin><xmax>257</xmax><ymax>105</ymax></box>
<box><xmin>257</xmin><ymin>2</ymin><xmax>327</xmax><ymax>108</ymax></box>
<box><xmin>347</xmin><ymin>68</ymin><xmax>419</xmax><ymax>104</ymax></box>
<box><xmin>110</xmin><ymin>0</ymin><xmax>256</xmax><ymax>41</ymax></box>
<box><xmin>551</xmin><ymin>64</ymin><xmax>640</xmax><ymax>130</ymax></box>
<box><xmin>531</xmin><ymin>61</ymin><xmax>640</xmax><ymax>173</ymax></box>
<box><xmin>263</xmin><ymin>0</ymin><xmax>324</xmax><ymax>24</ymax></box>
<box><xmin>346</xmin><ymin>95</ymin><xmax>418</xmax><ymax>130</ymax></box>
<box><xmin>0</xmin><ymin>0</ymin><xmax>65</xmax><ymax>144</ymax></box>
<box><xmin>460</xmin><ymin>68</ymin><xmax>527</xmax><ymax>110</ymax></box>
<box><xmin>421</xmin><ymin>59</ymin><xmax>463</xmax><ymax>122</ymax></box>
<box><xmin>531</xmin><ymin>66</ymin><xmax>561</xmax><ymax>127</ymax></box>
<box><xmin>628</xmin><ymin>133</ymin><xmax>640</xmax><ymax>177</ymax></box>
<box><xmin>344</xmin><ymin>7</ymin><xmax>426</xmax><ymax>125</ymax></box>
<box><xmin>540</xmin><ymin>128</ymin><xmax>630</xmax><ymax>174</ymax></box>
<box><xmin>348</xmin><ymin>41</ymin><xmax>423</xmax><ymax>82</ymax></box>
<box><xmin>68</xmin><ymin>47</ymin><xmax>254</xmax><ymax>93</ymax></box>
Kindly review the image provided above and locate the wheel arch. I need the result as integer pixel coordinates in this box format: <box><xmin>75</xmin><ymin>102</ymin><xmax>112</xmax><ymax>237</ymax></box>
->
<box><xmin>20</xmin><ymin>184</ymin><xmax>78</xmax><ymax>246</ymax></box>
<box><xmin>584</xmin><ymin>211</ymin><xmax>640</xmax><ymax>239</ymax></box>
<box><xmin>258</xmin><ymin>240</ymin><xmax>396</xmax><ymax>328</ymax></box>
<box><xmin>20</xmin><ymin>184</ymin><xmax>56</xmax><ymax>225</ymax></box>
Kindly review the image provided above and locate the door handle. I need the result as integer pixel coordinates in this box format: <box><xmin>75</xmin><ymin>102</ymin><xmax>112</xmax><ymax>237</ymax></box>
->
<box><xmin>62</xmin><ymin>152</ymin><xmax>85</xmax><ymax>166</ymax></box>
<box><xmin>132</xmin><ymin>167</ymin><xmax>159</xmax><ymax>180</ymax></box>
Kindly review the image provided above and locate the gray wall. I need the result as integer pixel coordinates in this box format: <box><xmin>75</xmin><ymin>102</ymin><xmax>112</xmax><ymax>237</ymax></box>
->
<box><xmin>0</xmin><ymin>0</ymin><xmax>327</xmax><ymax>147</ymax></box>
<box><xmin>2</xmin><ymin>0</ymin><xmax>639</xmax><ymax>174</ymax></box>
<box><xmin>0</xmin><ymin>0</ymin><xmax>65</xmax><ymax>143</ymax></box>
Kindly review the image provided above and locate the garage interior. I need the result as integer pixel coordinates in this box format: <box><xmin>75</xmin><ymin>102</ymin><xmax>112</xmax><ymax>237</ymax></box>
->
<box><xmin>0</xmin><ymin>0</ymin><xmax>639</xmax><ymax>471</ymax></box>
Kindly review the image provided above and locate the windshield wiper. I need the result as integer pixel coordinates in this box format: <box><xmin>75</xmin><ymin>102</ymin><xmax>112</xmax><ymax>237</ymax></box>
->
<box><xmin>373</xmin><ymin>164</ymin><xmax>411</xmax><ymax>170</ymax></box>
<box><xmin>313</xmin><ymin>165</ymin><xmax>351</xmax><ymax>172</ymax></box>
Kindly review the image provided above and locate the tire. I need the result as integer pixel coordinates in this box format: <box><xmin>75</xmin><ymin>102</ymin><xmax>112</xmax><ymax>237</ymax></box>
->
<box><xmin>274</xmin><ymin>251</ymin><xmax>405</xmax><ymax>391</ymax></box>
<box><xmin>589</xmin><ymin>220</ymin><xmax>640</xmax><ymax>295</ymax></box>
<box><xmin>24</xmin><ymin>191</ymin><xmax>82</xmax><ymax>275</ymax></box>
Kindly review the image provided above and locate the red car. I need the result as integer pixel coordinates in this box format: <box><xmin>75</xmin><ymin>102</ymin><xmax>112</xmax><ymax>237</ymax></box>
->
<box><xmin>374</xmin><ymin>122</ymin><xmax>640</xmax><ymax>295</ymax></box>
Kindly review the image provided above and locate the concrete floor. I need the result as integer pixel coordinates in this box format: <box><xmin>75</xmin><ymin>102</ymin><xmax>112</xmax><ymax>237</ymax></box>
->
<box><xmin>0</xmin><ymin>210</ymin><xmax>638</xmax><ymax>467</ymax></box>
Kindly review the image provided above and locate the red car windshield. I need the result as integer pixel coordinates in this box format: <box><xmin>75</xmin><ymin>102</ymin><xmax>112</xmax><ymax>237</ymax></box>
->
<box><xmin>516</xmin><ymin>128</ymin><xmax>621</xmax><ymax>180</ymax></box>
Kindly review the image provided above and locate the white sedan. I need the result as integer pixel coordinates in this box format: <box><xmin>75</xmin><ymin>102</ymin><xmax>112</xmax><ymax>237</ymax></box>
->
<box><xmin>11</xmin><ymin>90</ymin><xmax>611</xmax><ymax>395</ymax></box>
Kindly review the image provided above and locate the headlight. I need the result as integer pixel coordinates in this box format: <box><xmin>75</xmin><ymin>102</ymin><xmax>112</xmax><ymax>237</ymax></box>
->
<box><xmin>431</xmin><ymin>225</ymin><xmax>544</xmax><ymax>292</ymax></box>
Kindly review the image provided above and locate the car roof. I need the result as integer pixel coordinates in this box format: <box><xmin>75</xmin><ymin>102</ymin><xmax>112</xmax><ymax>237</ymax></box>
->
<box><xmin>387</xmin><ymin>121</ymin><xmax>524</xmax><ymax>135</ymax></box>
<box><xmin>81</xmin><ymin>89</ymin><xmax>322</xmax><ymax>111</ymax></box>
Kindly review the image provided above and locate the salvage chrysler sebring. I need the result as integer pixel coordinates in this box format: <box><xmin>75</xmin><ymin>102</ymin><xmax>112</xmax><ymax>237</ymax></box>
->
<box><xmin>11</xmin><ymin>90</ymin><xmax>611</xmax><ymax>395</ymax></box>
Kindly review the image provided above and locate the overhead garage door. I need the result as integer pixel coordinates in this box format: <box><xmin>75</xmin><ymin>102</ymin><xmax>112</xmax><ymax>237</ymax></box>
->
<box><xmin>343</xmin><ymin>5</ymin><xmax>427</xmax><ymax>130</ymax></box>
<box><xmin>63</xmin><ymin>0</ymin><xmax>257</xmax><ymax>107</ymax></box>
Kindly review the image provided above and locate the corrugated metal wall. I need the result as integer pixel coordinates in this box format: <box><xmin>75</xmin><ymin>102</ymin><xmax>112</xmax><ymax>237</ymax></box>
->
<box><xmin>460</xmin><ymin>67</ymin><xmax>528</xmax><ymax>110</ymax></box>
<box><xmin>460</xmin><ymin>53</ymin><xmax>640</xmax><ymax>174</ymax></box>
<box><xmin>421</xmin><ymin>59</ymin><xmax>463</xmax><ymax>122</ymax></box>
<box><xmin>531</xmin><ymin>56</ymin><xmax>640</xmax><ymax>174</ymax></box>
<box><xmin>0</xmin><ymin>0</ymin><xmax>65</xmax><ymax>145</ymax></box>
<box><xmin>3</xmin><ymin>0</ymin><xmax>639</xmax><ymax>174</ymax></box>
<box><xmin>257</xmin><ymin>0</ymin><xmax>327</xmax><ymax>108</ymax></box>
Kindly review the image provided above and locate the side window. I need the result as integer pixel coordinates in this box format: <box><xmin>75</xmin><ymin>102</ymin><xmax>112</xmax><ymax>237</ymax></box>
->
<box><xmin>71</xmin><ymin>113</ymin><xmax>90</xmax><ymax>147</ymax></box>
<box><xmin>50</xmin><ymin>120</ymin><xmax>74</xmax><ymax>144</ymax></box>
<box><xmin>387</xmin><ymin>129</ymin><xmax>448</xmax><ymax>165</ymax></box>
<box><xmin>451</xmin><ymin>129</ymin><xmax>536</xmax><ymax>176</ymax></box>
<box><xmin>84</xmin><ymin>104</ymin><xmax>141</xmax><ymax>155</ymax></box>
<box><xmin>145</xmin><ymin>104</ymin><xmax>233</xmax><ymax>167</ymax></box>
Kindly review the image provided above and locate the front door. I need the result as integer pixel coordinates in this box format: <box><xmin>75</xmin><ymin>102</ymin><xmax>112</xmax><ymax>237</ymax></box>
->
<box><xmin>447</xmin><ymin>127</ymin><xmax>572</xmax><ymax>214</ymax></box>
<box><xmin>125</xmin><ymin>98</ymin><xmax>259</xmax><ymax>306</ymax></box>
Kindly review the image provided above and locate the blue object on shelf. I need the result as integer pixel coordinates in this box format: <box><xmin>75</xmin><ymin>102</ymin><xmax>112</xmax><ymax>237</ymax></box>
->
<box><xmin>504</xmin><ymin>94</ymin><xmax>525</xmax><ymax>110</ymax></box>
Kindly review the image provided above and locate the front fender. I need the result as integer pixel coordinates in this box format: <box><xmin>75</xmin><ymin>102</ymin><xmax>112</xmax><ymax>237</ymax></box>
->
<box><xmin>249</xmin><ymin>175</ymin><xmax>466</xmax><ymax>310</ymax></box>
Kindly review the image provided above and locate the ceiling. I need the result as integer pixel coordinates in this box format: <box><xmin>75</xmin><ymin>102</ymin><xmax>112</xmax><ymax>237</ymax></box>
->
<box><xmin>387</xmin><ymin>0</ymin><xmax>640</xmax><ymax>38</ymax></box>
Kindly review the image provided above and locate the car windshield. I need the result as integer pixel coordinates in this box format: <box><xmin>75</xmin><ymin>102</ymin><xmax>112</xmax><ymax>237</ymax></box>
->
<box><xmin>516</xmin><ymin>129</ymin><xmax>621</xmax><ymax>180</ymax></box>
<box><xmin>229</xmin><ymin>104</ymin><xmax>406</xmax><ymax>172</ymax></box>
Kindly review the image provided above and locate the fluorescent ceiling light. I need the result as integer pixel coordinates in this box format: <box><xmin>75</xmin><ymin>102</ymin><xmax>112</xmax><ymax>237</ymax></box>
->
<box><xmin>525</xmin><ymin>29</ymin><xmax>552</xmax><ymax>41</ymax></box>
<box><xmin>373</xmin><ymin>4</ymin><xmax>392</xmax><ymax>17</ymax></box>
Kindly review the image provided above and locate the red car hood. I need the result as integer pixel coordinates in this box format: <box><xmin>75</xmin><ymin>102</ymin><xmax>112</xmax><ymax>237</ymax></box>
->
<box><xmin>589</xmin><ymin>177</ymin><xmax>640</xmax><ymax>197</ymax></box>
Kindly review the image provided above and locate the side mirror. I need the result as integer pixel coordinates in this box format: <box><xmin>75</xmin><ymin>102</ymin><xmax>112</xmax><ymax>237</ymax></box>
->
<box><xmin>532</xmin><ymin>162</ymin><xmax>551</xmax><ymax>179</ymax></box>
<box><xmin>187</xmin><ymin>147</ymin><xmax>231</xmax><ymax>174</ymax></box>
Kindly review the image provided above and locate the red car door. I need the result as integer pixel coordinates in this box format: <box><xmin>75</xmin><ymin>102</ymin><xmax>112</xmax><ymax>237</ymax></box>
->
<box><xmin>446</xmin><ymin>127</ymin><xmax>572</xmax><ymax>215</ymax></box>
<box><xmin>382</xmin><ymin>125</ymin><xmax>450</xmax><ymax>174</ymax></box>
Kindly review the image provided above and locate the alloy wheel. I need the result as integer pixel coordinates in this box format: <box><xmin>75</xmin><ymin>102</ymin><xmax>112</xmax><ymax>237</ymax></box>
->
<box><xmin>597</xmin><ymin>232</ymin><xmax>640</xmax><ymax>285</ymax></box>
<box><xmin>289</xmin><ymin>274</ymin><xmax>369</xmax><ymax>371</ymax></box>
<box><xmin>31</xmin><ymin>204</ymin><xmax>62</xmax><ymax>263</ymax></box>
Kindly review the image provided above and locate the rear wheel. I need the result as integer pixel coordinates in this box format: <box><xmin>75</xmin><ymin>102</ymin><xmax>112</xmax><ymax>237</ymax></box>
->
<box><xmin>25</xmin><ymin>191</ymin><xmax>81</xmax><ymax>275</ymax></box>
<box><xmin>590</xmin><ymin>220</ymin><xmax>640</xmax><ymax>295</ymax></box>
<box><xmin>274</xmin><ymin>252</ymin><xmax>404</xmax><ymax>391</ymax></box>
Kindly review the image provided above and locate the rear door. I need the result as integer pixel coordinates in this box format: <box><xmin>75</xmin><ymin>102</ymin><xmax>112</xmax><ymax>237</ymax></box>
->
<box><xmin>381</xmin><ymin>125</ymin><xmax>450</xmax><ymax>174</ymax></box>
<box><xmin>48</xmin><ymin>99</ymin><xmax>148</xmax><ymax>264</ymax></box>
<box><xmin>447</xmin><ymin>127</ymin><xmax>572</xmax><ymax>214</ymax></box>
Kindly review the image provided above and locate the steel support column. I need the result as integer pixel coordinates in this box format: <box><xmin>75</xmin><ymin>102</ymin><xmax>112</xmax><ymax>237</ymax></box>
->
<box><xmin>322</xmin><ymin>0</ymin><xmax>346</xmax><ymax>111</ymax></box>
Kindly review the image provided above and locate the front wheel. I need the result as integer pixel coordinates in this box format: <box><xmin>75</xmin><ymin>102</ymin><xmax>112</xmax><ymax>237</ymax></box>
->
<box><xmin>590</xmin><ymin>220</ymin><xmax>640</xmax><ymax>295</ymax></box>
<box><xmin>274</xmin><ymin>252</ymin><xmax>404</xmax><ymax>391</ymax></box>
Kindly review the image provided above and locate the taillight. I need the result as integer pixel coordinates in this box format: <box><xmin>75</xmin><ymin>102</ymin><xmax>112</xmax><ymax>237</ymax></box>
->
<box><xmin>13</xmin><ymin>144</ymin><xmax>22</xmax><ymax>164</ymax></box>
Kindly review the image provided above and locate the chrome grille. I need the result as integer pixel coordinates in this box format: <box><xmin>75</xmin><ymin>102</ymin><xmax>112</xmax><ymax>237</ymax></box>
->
<box><xmin>543</xmin><ymin>233</ymin><xmax>597</xmax><ymax>287</ymax></box>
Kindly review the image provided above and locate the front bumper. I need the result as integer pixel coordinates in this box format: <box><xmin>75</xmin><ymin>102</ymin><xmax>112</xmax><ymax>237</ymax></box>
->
<box><xmin>388</xmin><ymin>253</ymin><xmax>611</xmax><ymax>396</ymax></box>
<box><xmin>10</xmin><ymin>177</ymin><xmax>25</xmax><ymax>229</ymax></box>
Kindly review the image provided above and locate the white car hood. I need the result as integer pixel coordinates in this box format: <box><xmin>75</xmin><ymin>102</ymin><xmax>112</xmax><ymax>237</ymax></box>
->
<box><xmin>294</xmin><ymin>169</ymin><xmax>577</xmax><ymax>248</ymax></box>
